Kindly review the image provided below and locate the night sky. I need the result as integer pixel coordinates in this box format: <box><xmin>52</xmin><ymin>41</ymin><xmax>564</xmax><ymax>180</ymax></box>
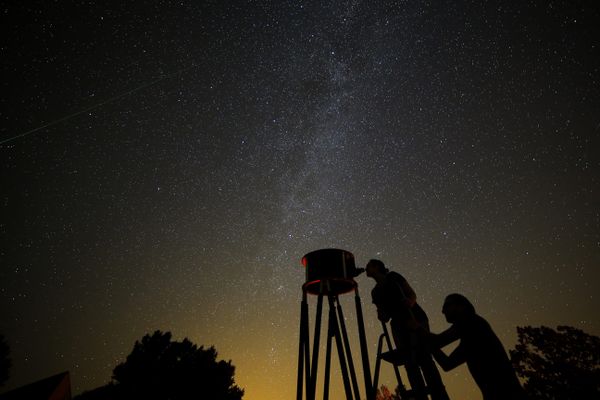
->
<box><xmin>1</xmin><ymin>1</ymin><xmax>599</xmax><ymax>399</ymax></box>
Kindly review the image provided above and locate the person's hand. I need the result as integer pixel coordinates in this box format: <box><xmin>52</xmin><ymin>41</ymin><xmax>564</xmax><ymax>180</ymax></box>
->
<box><xmin>377</xmin><ymin>309</ymin><xmax>390</xmax><ymax>322</ymax></box>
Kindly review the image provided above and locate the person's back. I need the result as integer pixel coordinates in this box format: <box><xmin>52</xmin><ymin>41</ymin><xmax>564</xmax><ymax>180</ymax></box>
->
<box><xmin>430</xmin><ymin>294</ymin><xmax>526</xmax><ymax>400</ymax></box>
<box><xmin>366</xmin><ymin>260</ymin><xmax>449</xmax><ymax>400</ymax></box>
<box><xmin>371</xmin><ymin>271</ymin><xmax>428</xmax><ymax>328</ymax></box>
<box><xmin>457</xmin><ymin>313</ymin><xmax>525</xmax><ymax>399</ymax></box>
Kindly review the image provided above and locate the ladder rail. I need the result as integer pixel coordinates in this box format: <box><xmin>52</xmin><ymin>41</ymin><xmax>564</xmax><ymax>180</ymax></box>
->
<box><xmin>373</xmin><ymin>321</ymin><xmax>406</xmax><ymax>398</ymax></box>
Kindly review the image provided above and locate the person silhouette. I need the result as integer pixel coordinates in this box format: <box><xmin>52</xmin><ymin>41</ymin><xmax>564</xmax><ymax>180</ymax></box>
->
<box><xmin>365</xmin><ymin>259</ymin><xmax>449</xmax><ymax>400</ymax></box>
<box><xmin>429</xmin><ymin>294</ymin><xmax>527</xmax><ymax>400</ymax></box>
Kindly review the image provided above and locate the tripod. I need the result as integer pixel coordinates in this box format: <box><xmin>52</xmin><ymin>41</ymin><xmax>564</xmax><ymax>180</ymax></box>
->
<box><xmin>296</xmin><ymin>280</ymin><xmax>374</xmax><ymax>400</ymax></box>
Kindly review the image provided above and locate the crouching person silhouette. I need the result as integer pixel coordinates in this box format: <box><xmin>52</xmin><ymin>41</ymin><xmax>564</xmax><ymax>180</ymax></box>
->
<box><xmin>429</xmin><ymin>294</ymin><xmax>527</xmax><ymax>400</ymax></box>
<box><xmin>366</xmin><ymin>259</ymin><xmax>449</xmax><ymax>400</ymax></box>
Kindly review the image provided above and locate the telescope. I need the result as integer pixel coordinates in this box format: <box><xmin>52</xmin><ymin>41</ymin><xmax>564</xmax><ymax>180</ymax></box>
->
<box><xmin>301</xmin><ymin>248</ymin><xmax>365</xmax><ymax>296</ymax></box>
<box><xmin>297</xmin><ymin>248</ymin><xmax>373</xmax><ymax>400</ymax></box>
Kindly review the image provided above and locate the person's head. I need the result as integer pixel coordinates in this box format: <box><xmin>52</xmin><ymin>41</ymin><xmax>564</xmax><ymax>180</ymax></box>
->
<box><xmin>442</xmin><ymin>293</ymin><xmax>476</xmax><ymax>324</ymax></box>
<box><xmin>365</xmin><ymin>259</ymin><xmax>388</xmax><ymax>279</ymax></box>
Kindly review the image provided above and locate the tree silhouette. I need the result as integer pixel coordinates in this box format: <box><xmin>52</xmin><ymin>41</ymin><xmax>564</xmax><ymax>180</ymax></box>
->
<box><xmin>510</xmin><ymin>325</ymin><xmax>600</xmax><ymax>400</ymax></box>
<box><xmin>0</xmin><ymin>334</ymin><xmax>10</xmax><ymax>387</ymax></box>
<box><xmin>108</xmin><ymin>330</ymin><xmax>243</xmax><ymax>400</ymax></box>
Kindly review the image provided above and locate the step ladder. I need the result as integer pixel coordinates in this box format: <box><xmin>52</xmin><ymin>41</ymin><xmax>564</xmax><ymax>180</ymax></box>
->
<box><xmin>372</xmin><ymin>322</ymin><xmax>432</xmax><ymax>400</ymax></box>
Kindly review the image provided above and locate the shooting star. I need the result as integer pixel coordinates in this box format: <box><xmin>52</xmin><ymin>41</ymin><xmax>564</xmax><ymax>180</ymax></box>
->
<box><xmin>0</xmin><ymin>63</ymin><xmax>197</xmax><ymax>146</ymax></box>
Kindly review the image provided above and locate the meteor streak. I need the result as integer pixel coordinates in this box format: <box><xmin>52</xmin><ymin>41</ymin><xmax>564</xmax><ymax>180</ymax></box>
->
<box><xmin>1</xmin><ymin>64</ymin><xmax>197</xmax><ymax>146</ymax></box>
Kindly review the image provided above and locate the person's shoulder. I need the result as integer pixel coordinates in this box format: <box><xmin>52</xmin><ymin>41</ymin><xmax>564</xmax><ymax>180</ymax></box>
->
<box><xmin>387</xmin><ymin>271</ymin><xmax>406</xmax><ymax>281</ymax></box>
<box><xmin>473</xmin><ymin>313</ymin><xmax>490</xmax><ymax>325</ymax></box>
<box><xmin>466</xmin><ymin>314</ymin><xmax>494</xmax><ymax>332</ymax></box>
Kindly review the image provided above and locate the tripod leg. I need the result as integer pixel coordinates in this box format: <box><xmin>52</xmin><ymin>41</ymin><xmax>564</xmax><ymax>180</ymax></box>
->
<box><xmin>308</xmin><ymin>292</ymin><xmax>324</xmax><ymax>400</ymax></box>
<box><xmin>335</xmin><ymin>296</ymin><xmax>361</xmax><ymax>400</ymax></box>
<box><xmin>303</xmin><ymin>293</ymin><xmax>311</xmax><ymax>398</ymax></box>
<box><xmin>354</xmin><ymin>289</ymin><xmax>374</xmax><ymax>400</ymax></box>
<box><xmin>297</xmin><ymin>293</ymin><xmax>308</xmax><ymax>400</ymax></box>
<box><xmin>323</xmin><ymin>311</ymin><xmax>334</xmax><ymax>400</ymax></box>
<box><xmin>328</xmin><ymin>295</ymin><xmax>354</xmax><ymax>400</ymax></box>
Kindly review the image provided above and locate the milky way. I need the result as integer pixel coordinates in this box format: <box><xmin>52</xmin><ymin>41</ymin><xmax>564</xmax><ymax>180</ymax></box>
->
<box><xmin>1</xmin><ymin>2</ymin><xmax>599</xmax><ymax>399</ymax></box>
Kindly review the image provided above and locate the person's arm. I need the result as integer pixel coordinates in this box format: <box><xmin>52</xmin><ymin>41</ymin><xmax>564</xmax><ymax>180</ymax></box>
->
<box><xmin>431</xmin><ymin>343</ymin><xmax>467</xmax><ymax>372</ymax></box>
<box><xmin>431</xmin><ymin>325</ymin><xmax>461</xmax><ymax>348</ymax></box>
<box><xmin>371</xmin><ymin>288</ymin><xmax>390</xmax><ymax>322</ymax></box>
<box><xmin>377</xmin><ymin>308</ymin><xmax>390</xmax><ymax>322</ymax></box>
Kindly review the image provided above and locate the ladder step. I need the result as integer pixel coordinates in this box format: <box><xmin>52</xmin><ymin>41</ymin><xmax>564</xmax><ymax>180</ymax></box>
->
<box><xmin>379</xmin><ymin>349</ymin><xmax>410</xmax><ymax>365</ymax></box>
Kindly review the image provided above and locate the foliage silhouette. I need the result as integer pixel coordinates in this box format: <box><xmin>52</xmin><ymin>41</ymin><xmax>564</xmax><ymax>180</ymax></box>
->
<box><xmin>91</xmin><ymin>330</ymin><xmax>244</xmax><ymax>400</ymax></box>
<box><xmin>0</xmin><ymin>334</ymin><xmax>10</xmax><ymax>387</ymax></box>
<box><xmin>510</xmin><ymin>325</ymin><xmax>600</xmax><ymax>400</ymax></box>
<box><xmin>113</xmin><ymin>331</ymin><xmax>244</xmax><ymax>400</ymax></box>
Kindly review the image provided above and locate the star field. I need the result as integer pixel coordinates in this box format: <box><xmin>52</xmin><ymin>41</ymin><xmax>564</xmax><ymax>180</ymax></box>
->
<box><xmin>1</xmin><ymin>2</ymin><xmax>599</xmax><ymax>399</ymax></box>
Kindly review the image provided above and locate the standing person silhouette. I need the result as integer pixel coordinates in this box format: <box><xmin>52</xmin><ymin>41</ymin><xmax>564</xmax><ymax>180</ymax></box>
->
<box><xmin>429</xmin><ymin>294</ymin><xmax>527</xmax><ymax>400</ymax></box>
<box><xmin>365</xmin><ymin>259</ymin><xmax>449</xmax><ymax>400</ymax></box>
